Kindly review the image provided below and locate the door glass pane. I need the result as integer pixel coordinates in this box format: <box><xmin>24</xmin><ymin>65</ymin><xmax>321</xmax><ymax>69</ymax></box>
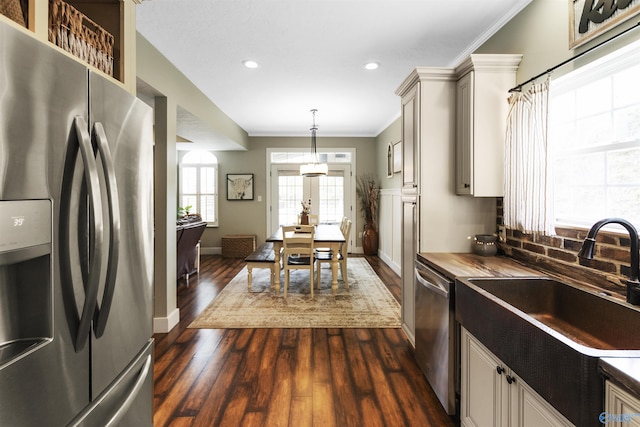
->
<box><xmin>319</xmin><ymin>175</ymin><xmax>344</xmax><ymax>223</ymax></box>
<box><xmin>278</xmin><ymin>175</ymin><xmax>303</xmax><ymax>226</ymax></box>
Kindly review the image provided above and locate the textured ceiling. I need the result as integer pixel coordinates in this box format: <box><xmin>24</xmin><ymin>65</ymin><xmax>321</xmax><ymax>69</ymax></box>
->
<box><xmin>136</xmin><ymin>0</ymin><xmax>531</xmax><ymax>139</ymax></box>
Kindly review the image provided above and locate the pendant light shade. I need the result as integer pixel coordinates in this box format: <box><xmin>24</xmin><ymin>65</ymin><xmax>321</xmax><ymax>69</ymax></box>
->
<box><xmin>300</xmin><ymin>109</ymin><xmax>327</xmax><ymax>177</ymax></box>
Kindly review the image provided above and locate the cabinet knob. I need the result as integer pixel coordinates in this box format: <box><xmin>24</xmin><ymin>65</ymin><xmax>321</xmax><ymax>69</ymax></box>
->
<box><xmin>496</xmin><ymin>366</ymin><xmax>505</xmax><ymax>375</ymax></box>
<box><xmin>464</xmin><ymin>183</ymin><xmax>470</xmax><ymax>188</ymax></box>
<box><xmin>506</xmin><ymin>375</ymin><xmax>516</xmax><ymax>384</ymax></box>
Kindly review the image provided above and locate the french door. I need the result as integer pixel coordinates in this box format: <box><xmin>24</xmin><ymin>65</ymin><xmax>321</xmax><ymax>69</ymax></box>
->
<box><xmin>269</xmin><ymin>164</ymin><xmax>352</xmax><ymax>233</ymax></box>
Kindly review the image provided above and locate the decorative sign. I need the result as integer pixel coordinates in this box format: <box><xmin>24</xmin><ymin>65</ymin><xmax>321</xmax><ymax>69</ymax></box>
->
<box><xmin>570</xmin><ymin>0</ymin><xmax>640</xmax><ymax>49</ymax></box>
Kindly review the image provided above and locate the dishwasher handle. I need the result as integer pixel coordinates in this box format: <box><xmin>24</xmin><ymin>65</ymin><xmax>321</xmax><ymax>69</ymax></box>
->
<box><xmin>415</xmin><ymin>266</ymin><xmax>450</xmax><ymax>298</ymax></box>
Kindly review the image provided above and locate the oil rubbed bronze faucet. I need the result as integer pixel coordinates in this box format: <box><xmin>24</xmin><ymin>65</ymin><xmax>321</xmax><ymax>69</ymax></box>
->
<box><xmin>578</xmin><ymin>218</ymin><xmax>640</xmax><ymax>305</ymax></box>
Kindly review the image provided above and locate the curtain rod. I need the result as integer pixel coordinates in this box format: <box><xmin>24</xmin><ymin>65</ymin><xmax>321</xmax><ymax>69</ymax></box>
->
<box><xmin>508</xmin><ymin>21</ymin><xmax>640</xmax><ymax>93</ymax></box>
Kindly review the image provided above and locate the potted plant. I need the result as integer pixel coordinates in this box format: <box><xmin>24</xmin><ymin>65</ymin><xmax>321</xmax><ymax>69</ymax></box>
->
<box><xmin>356</xmin><ymin>173</ymin><xmax>379</xmax><ymax>255</ymax></box>
<box><xmin>300</xmin><ymin>199</ymin><xmax>311</xmax><ymax>225</ymax></box>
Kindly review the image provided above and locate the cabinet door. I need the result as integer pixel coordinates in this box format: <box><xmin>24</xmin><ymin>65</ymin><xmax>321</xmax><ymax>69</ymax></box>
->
<box><xmin>513</xmin><ymin>374</ymin><xmax>574</xmax><ymax>427</ymax></box>
<box><xmin>461</xmin><ymin>328</ymin><xmax>504</xmax><ymax>427</ymax></box>
<box><xmin>605</xmin><ymin>381</ymin><xmax>640</xmax><ymax>427</ymax></box>
<box><xmin>401</xmin><ymin>196</ymin><xmax>418</xmax><ymax>344</ymax></box>
<box><xmin>401</xmin><ymin>84</ymin><xmax>419</xmax><ymax>193</ymax></box>
<box><xmin>456</xmin><ymin>72</ymin><xmax>473</xmax><ymax>195</ymax></box>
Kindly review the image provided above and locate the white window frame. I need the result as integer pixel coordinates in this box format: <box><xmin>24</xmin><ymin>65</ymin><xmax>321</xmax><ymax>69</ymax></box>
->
<box><xmin>549</xmin><ymin>38</ymin><xmax>640</xmax><ymax>231</ymax></box>
<box><xmin>178</xmin><ymin>150</ymin><xmax>219</xmax><ymax>226</ymax></box>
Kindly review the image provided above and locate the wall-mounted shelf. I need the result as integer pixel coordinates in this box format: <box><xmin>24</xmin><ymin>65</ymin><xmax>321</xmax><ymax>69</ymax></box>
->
<box><xmin>0</xmin><ymin>0</ymin><xmax>137</xmax><ymax>93</ymax></box>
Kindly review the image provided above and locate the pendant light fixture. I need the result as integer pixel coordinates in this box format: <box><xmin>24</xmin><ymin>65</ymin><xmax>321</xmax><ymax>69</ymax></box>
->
<box><xmin>300</xmin><ymin>109</ymin><xmax>328</xmax><ymax>177</ymax></box>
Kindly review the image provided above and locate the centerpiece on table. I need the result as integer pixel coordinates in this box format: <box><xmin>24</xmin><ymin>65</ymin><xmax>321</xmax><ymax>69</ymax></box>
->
<box><xmin>300</xmin><ymin>199</ymin><xmax>311</xmax><ymax>225</ymax></box>
<box><xmin>356</xmin><ymin>173</ymin><xmax>379</xmax><ymax>255</ymax></box>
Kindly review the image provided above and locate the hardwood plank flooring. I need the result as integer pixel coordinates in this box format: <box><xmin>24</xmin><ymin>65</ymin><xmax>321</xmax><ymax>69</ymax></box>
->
<box><xmin>153</xmin><ymin>255</ymin><xmax>456</xmax><ymax>427</ymax></box>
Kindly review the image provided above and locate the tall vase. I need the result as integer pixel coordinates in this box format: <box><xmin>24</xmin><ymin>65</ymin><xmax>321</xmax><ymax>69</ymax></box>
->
<box><xmin>362</xmin><ymin>220</ymin><xmax>378</xmax><ymax>255</ymax></box>
<box><xmin>300</xmin><ymin>213</ymin><xmax>309</xmax><ymax>225</ymax></box>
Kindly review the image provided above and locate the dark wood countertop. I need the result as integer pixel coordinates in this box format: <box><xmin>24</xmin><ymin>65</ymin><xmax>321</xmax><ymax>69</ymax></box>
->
<box><xmin>600</xmin><ymin>358</ymin><xmax>640</xmax><ymax>397</ymax></box>
<box><xmin>417</xmin><ymin>252</ymin><xmax>543</xmax><ymax>279</ymax></box>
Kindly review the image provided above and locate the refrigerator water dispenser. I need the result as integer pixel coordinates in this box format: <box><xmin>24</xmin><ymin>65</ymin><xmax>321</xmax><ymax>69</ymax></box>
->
<box><xmin>0</xmin><ymin>200</ymin><xmax>52</xmax><ymax>369</ymax></box>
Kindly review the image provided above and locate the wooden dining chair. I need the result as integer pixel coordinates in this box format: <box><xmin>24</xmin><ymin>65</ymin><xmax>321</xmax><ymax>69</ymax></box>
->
<box><xmin>340</xmin><ymin>216</ymin><xmax>349</xmax><ymax>235</ymax></box>
<box><xmin>316</xmin><ymin>219</ymin><xmax>351</xmax><ymax>291</ymax></box>
<box><xmin>282</xmin><ymin>225</ymin><xmax>315</xmax><ymax>299</ymax></box>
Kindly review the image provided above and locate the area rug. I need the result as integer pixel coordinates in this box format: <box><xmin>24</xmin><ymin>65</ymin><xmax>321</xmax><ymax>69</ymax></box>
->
<box><xmin>188</xmin><ymin>257</ymin><xmax>401</xmax><ymax>329</ymax></box>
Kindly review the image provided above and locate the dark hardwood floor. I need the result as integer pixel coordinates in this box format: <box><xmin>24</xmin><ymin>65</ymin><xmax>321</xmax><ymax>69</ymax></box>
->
<box><xmin>153</xmin><ymin>254</ymin><xmax>456</xmax><ymax>427</ymax></box>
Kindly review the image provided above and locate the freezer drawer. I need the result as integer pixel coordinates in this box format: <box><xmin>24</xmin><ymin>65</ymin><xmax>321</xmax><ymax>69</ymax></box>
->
<box><xmin>69</xmin><ymin>339</ymin><xmax>154</xmax><ymax>427</ymax></box>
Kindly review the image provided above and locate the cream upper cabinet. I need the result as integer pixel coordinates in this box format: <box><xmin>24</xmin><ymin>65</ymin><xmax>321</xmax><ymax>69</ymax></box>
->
<box><xmin>400</xmin><ymin>83</ymin><xmax>420</xmax><ymax>194</ymax></box>
<box><xmin>461</xmin><ymin>328</ymin><xmax>574</xmax><ymax>427</ymax></box>
<box><xmin>455</xmin><ymin>54</ymin><xmax>522</xmax><ymax>196</ymax></box>
<box><xmin>605</xmin><ymin>381</ymin><xmax>640</xmax><ymax>427</ymax></box>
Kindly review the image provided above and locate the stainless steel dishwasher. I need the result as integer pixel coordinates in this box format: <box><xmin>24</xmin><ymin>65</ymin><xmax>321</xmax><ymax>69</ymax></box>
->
<box><xmin>414</xmin><ymin>259</ymin><xmax>457</xmax><ymax>416</ymax></box>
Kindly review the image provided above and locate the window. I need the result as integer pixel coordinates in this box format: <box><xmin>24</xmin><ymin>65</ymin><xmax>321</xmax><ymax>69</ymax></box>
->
<box><xmin>179</xmin><ymin>151</ymin><xmax>218</xmax><ymax>225</ymax></box>
<box><xmin>549</xmin><ymin>39</ymin><xmax>640</xmax><ymax>230</ymax></box>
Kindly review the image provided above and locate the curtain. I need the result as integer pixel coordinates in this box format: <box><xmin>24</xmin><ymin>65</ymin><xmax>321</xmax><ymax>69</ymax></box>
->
<box><xmin>504</xmin><ymin>78</ymin><xmax>554</xmax><ymax>235</ymax></box>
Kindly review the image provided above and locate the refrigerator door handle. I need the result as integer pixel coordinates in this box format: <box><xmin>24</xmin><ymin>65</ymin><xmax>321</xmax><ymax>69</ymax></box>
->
<box><xmin>73</xmin><ymin>116</ymin><xmax>104</xmax><ymax>351</ymax></box>
<box><xmin>92</xmin><ymin>122</ymin><xmax>120</xmax><ymax>338</ymax></box>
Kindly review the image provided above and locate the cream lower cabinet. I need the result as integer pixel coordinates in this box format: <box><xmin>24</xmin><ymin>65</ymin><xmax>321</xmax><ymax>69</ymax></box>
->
<box><xmin>460</xmin><ymin>328</ymin><xmax>573</xmax><ymax>427</ymax></box>
<box><xmin>605</xmin><ymin>381</ymin><xmax>640</xmax><ymax>427</ymax></box>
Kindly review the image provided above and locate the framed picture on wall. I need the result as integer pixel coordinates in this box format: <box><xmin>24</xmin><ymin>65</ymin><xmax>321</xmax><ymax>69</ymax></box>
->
<box><xmin>387</xmin><ymin>143</ymin><xmax>394</xmax><ymax>178</ymax></box>
<box><xmin>569</xmin><ymin>0</ymin><xmax>640</xmax><ymax>49</ymax></box>
<box><xmin>227</xmin><ymin>173</ymin><xmax>254</xmax><ymax>200</ymax></box>
<box><xmin>393</xmin><ymin>141</ymin><xmax>402</xmax><ymax>173</ymax></box>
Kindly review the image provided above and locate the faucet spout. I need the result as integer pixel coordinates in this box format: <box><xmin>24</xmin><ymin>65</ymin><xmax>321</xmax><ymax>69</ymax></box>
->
<box><xmin>578</xmin><ymin>218</ymin><xmax>640</xmax><ymax>304</ymax></box>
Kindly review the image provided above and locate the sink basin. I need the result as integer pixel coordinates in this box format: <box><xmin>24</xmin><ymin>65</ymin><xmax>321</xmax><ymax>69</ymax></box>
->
<box><xmin>455</xmin><ymin>276</ymin><xmax>640</xmax><ymax>427</ymax></box>
<box><xmin>464</xmin><ymin>277</ymin><xmax>640</xmax><ymax>352</ymax></box>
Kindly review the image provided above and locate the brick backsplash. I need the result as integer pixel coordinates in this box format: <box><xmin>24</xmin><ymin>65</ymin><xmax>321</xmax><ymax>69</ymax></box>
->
<box><xmin>496</xmin><ymin>198</ymin><xmax>638</xmax><ymax>298</ymax></box>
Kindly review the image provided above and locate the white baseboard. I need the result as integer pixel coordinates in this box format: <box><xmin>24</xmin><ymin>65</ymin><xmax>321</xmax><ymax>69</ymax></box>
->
<box><xmin>153</xmin><ymin>308</ymin><xmax>180</xmax><ymax>333</ymax></box>
<box><xmin>378</xmin><ymin>251</ymin><xmax>401</xmax><ymax>276</ymax></box>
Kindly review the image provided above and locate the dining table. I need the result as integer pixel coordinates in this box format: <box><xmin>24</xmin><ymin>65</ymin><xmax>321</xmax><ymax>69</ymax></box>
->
<box><xmin>266</xmin><ymin>224</ymin><xmax>346</xmax><ymax>295</ymax></box>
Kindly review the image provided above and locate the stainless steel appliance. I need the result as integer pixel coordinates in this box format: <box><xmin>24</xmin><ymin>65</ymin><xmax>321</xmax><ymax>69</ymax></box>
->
<box><xmin>0</xmin><ymin>19</ymin><xmax>154</xmax><ymax>426</ymax></box>
<box><xmin>414</xmin><ymin>259</ymin><xmax>457</xmax><ymax>416</ymax></box>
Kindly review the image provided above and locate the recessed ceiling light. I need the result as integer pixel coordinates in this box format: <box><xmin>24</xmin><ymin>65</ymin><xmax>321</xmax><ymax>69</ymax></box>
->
<box><xmin>364</xmin><ymin>62</ymin><xmax>380</xmax><ymax>71</ymax></box>
<box><xmin>243</xmin><ymin>60</ymin><xmax>259</xmax><ymax>69</ymax></box>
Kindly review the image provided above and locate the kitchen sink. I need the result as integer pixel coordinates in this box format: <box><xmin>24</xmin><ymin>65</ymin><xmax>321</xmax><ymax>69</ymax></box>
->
<box><xmin>462</xmin><ymin>277</ymin><xmax>640</xmax><ymax>352</ymax></box>
<box><xmin>455</xmin><ymin>276</ymin><xmax>640</xmax><ymax>427</ymax></box>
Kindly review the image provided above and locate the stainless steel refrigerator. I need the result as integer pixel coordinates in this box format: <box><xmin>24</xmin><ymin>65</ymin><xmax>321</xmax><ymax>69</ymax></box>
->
<box><xmin>0</xmin><ymin>19</ymin><xmax>154</xmax><ymax>426</ymax></box>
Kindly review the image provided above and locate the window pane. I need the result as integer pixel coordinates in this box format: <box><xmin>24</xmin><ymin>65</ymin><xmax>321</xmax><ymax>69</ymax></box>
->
<box><xmin>200</xmin><ymin>166</ymin><xmax>217</xmax><ymax>193</ymax></box>
<box><xmin>575</xmin><ymin>112</ymin><xmax>612</xmax><ymax>147</ymax></box>
<box><xmin>607</xmin><ymin>187</ymin><xmax>640</xmax><ymax>226</ymax></box>
<box><xmin>270</xmin><ymin>151</ymin><xmax>352</xmax><ymax>163</ymax></box>
<box><xmin>613</xmin><ymin>64</ymin><xmax>640</xmax><ymax>108</ymax></box>
<box><xmin>576</xmin><ymin>78</ymin><xmax>610</xmax><ymax>117</ymax></box>
<box><xmin>607</xmin><ymin>149</ymin><xmax>640</xmax><ymax>185</ymax></box>
<box><xmin>200</xmin><ymin>195</ymin><xmax>216</xmax><ymax>222</ymax></box>
<box><xmin>183</xmin><ymin>150</ymin><xmax>217</xmax><ymax>164</ymax></box>
<box><xmin>181</xmin><ymin>195</ymin><xmax>197</xmax><ymax>213</ymax></box>
<box><xmin>182</xmin><ymin>167</ymin><xmax>197</xmax><ymax>193</ymax></box>
<box><xmin>613</xmin><ymin>105</ymin><xmax>640</xmax><ymax>142</ymax></box>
